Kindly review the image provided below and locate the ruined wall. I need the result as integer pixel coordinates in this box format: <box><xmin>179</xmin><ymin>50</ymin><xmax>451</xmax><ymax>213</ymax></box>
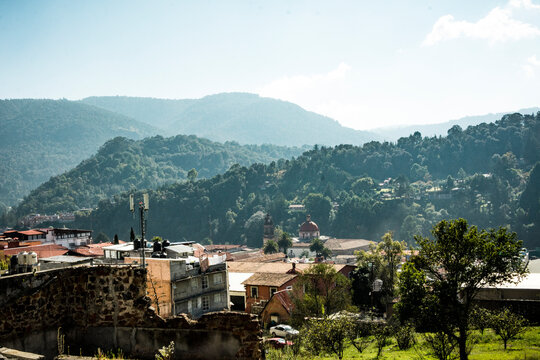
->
<box><xmin>0</xmin><ymin>266</ymin><xmax>262</xmax><ymax>360</ymax></box>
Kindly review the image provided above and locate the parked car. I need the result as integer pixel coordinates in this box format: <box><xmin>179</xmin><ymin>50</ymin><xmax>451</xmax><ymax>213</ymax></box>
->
<box><xmin>264</xmin><ymin>337</ymin><xmax>288</xmax><ymax>349</ymax></box>
<box><xmin>269</xmin><ymin>324</ymin><xmax>299</xmax><ymax>338</ymax></box>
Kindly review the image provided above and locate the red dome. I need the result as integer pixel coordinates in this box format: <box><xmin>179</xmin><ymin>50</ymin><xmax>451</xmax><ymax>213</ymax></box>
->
<box><xmin>300</xmin><ymin>215</ymin><xmax>319</xmax><ymax>232</ymax></box>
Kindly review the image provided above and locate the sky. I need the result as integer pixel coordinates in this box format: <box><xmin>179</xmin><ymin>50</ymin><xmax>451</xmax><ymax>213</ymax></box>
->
<box><xmin>0</xmin><ymin>0</ymin><xmax>539</xmax><ymax>130</ymax></box>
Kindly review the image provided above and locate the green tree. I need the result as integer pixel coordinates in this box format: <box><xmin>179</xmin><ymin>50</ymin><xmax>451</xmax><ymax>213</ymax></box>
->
<box><xmin>263</xmin><ymin>239</ymin><xmax>279</xmax><ymax>254</ymax></box>
<box><xmin>309</xmin><ymin>237</ymin><xmax>332</xmax><ymax>259</ymax></box>
<box><xmin>304</xmin><ymin>193</ymin><xmax>332</xmax><ymax>230</ymax></box>
<box><xmin>277</xmin><ymin>232</ymin><xmax>292</xmax><ymax>255</ymax></box>
<box><xmin>491</xmin><ymin>308</ymin><xmax>527</xmax><ymax>350</ymax></box>
<box><xmin>396</xmin><ymin>219</ymin><xmax>527</xmax><ymax>360</ymax></box>
<box><xmin>187</xmin><ymin>168</ymin><xmax>198</xmax><ymax>182</ymax></box>
<box><xmin>351</xmin><ymin>177</ymin><xmax>376</xmax><ymax>195</ymax></box>
<box><xmin>356</xmin><ymin>232</ymin><xmax>406</xmax><ymax>306</ymax></box>
<box><xmin>290</xmin><ymin>263</ymin><xmax>352</xmax><ymax>326</ymax></box>
<box><xmin>303</xmin><ymin>316</ymin><xmax>355</xmax><ymax>360</ymax></box>
<box><xmin>95</xmin><ymin>231</ymin><xmax>110</xmax><ymax>243</ymax></box>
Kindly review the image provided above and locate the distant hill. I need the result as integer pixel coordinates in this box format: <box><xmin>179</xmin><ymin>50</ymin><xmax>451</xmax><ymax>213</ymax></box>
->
<box><xmin>82</xmin><ymin>96</ymin><xmax>195</xmax><ymax>131</ymax></box>
<box><xmin>0</xmin><ymin>99</ymin><xmax>158</xmax><ymax>207</ymax></box>
<box><xmin>81</xmin><ymin>93</ymin><xmax>381</xmax><ymax>146</ymax></box>
<box><xmin>371</xmin><ymin>107</ymin><xmax>540</xmax><ymax>141</ymax></box>
<box><xmin>63</xmin><ymin>112</ymin><xmax>540</xmax><ymax>248</ymax></box>
<box><xmin>10</xmin><ymin>135</ymin><xmax>307</xmax><ymax>216</ymax></box>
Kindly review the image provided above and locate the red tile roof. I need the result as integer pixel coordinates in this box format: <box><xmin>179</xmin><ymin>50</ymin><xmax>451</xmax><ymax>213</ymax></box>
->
<box><xmin>69</xmin><ymin>242</ymin><xmax>126</xmax><ymax>257</ymax></box>
<box><xmin>3</xmin><ymin>244</ymin><xmax>68</xmax><ymax>258</ymax></box>
<box><xmin>19</xmin><ymin>230</ymin><xmax>46</xmax><ymax>236</ymax></box>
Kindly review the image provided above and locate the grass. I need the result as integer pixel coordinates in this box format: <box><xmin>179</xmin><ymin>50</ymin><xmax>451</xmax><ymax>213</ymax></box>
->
<box><xmin>265</xmin><ymin>327</ymin><xmax>540</xmax><ymax>360</ymax></box>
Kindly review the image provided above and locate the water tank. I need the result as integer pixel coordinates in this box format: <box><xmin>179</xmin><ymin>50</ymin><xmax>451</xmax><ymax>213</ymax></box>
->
<box><xmin>162</xmin><ymin>240</ymin><xmax>170</xmax><ymax>248</ymax></box>
<box><xmin>159</xmin><ymin>252</ymin><xmax>167</xmax><ymax>258</ymax></box>
<box><xmin>153</xmin><ymin>241</ymin><xmax>162</xmax><ymax>253</ymax></box>
<box><xmin>24</xmin><ymin>252</ymin><xmax>32</xmax><ymax>266</ymax></box>
<box><xmin>151</xmin><ymin>252</ymin><xmax>161</xmax><ymax>258</ymax></box>
<box><xmin>28</xmin><ymin>252</ymin><xmax>38</xmax><ymax>265</ymax></box>
<box><xmin>133</xmin><ymin>238</ymin><xmax>140</xmax><ymax>250</ymax></box>
<box><xmin>18</xmin><ymin>252</ymin><xmax>27</xmax><ymax>265</ymax></box>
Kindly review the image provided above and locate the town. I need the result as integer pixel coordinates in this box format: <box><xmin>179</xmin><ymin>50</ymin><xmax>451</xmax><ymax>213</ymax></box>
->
<box><xmin>0</xmin><ymin>206</ymin><xmax>536</xmax><ymax>359</ymax></box>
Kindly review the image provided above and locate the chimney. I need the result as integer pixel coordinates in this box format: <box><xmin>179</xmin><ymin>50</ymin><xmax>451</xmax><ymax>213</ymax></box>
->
<box><xmin>292</xmin><ymin>262</ymin><xmax>296</xmax><ymax>273</ymax></box>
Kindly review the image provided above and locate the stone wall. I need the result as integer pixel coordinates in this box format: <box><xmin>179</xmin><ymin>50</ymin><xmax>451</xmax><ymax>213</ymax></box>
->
<box><xmin>0</xmin><ymin>266</ymin><xmax>262</xmax><ymax>360</ymax></box>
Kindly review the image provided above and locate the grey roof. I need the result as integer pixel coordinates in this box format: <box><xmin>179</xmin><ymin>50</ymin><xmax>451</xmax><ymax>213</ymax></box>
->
<box><xmin>40</xmin><ymin>255</ymin><xmax>93</xmax><ymax>263</ymax></box>
<box><xmin>165</xmin><ymin>245</ymin><xmax>193</xmax><ymax>254</ymax></box>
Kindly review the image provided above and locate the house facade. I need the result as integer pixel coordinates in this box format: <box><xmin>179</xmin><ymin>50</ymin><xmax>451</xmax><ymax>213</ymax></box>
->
<box><xmin>242</xmin><ymin>272</ymin><xmax>297</xmax><ymax>314</ymax></box>
<box><xmin>260</xmin><ymin>289</ymin><xmax>294</xmax><ymax>328</ymax></box>
<box><xmin>125</xmin><ymin>255</ymin><xmax>229</xmax><ymax>319</ymax></box>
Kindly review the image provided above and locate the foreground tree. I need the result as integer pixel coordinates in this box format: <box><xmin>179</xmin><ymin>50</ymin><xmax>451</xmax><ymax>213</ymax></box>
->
<box><xmin>303</xmin><ymin>316</ymin><xmax>354</xmax><ymax>359</ymax></box>
<box><xmin>491</xmin><ymin>308</ymin><xmax>527</xmax><ymax>350</ymax></box>
<box><xmin>290</xmin><ymin>263</ymin><xmax>352</xmax><ymax>326</ymax></box>
<box><xmin>355</xmin><ymin>232</ymin><xmax>406</xmax><ymax>308</ymax></box>
<box><xmin>396</xmin><ymin>219</ymin><xmax>527</xmax><ymax>360</ymax></box>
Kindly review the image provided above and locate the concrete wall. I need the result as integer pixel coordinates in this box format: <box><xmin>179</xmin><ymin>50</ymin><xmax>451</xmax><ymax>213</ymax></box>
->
<box><xmin>0</xmin><ymin>266</ymin><xmax>262</xmax><ymax>360</ymax></box>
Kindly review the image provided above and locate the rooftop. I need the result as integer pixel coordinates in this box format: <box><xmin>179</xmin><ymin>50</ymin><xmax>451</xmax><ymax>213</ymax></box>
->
<box><xmin>242</xmin><ymin>272</ymin><xmax>297</xmax><ymax>287</ymax></box>
<box><xmin>228</xmin><ymin>261</ymin><xmax>349</xmax><ymax>274</ymax></box>
<box><xmin>324</xmin><ymin>238</ymin><xmax>374</xmax><ymax>251</ymax></box>
<box><xmin>229</xmin><ymin>272</ymin><xmax>254</xmax><ymax>292</ymax></box>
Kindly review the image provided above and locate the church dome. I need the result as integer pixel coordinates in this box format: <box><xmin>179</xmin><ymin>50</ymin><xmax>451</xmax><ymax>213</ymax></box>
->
<box><xmin>299</xmin><ymin>215</ymin><xmax>319</xmax><ymax>232</ymax></box>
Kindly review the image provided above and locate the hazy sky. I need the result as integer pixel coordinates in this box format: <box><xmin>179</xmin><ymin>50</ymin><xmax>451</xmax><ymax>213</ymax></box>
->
<box><xmin>1</xmin><ymin>0</ymin><xmax>539</xmax><ymax>129</ymax></box>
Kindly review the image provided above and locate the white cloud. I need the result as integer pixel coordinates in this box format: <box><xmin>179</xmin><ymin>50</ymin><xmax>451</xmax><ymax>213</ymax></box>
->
<box><xmin>423</xmin><ymin>2</ymin><xmax>540</xmax><ymax>46</ymax></box>
<box><xmin>522</xmin><ymin>55</ymin><xmax>540</xmax><ymax>77</ymax></box>
<box><xmin>258</xmin><ymin>63</ymin><xmax>371</xmax><ymax>129</ymax></box>
<box><xmin>259</xmin><ymin>62</ymin><xmax>351</xmax><ymax>100</ymax></box>
<box><xmin>510</xmin><ymin>0</ymin><xmax>540</xmax><ymax>9</ymax></box>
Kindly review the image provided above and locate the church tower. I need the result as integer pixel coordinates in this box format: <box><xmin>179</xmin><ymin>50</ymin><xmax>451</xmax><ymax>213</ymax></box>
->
<box><xmin>263</xmin><ymin>213</ymin><xmax>275</xmax><ymax>244</ymax></box>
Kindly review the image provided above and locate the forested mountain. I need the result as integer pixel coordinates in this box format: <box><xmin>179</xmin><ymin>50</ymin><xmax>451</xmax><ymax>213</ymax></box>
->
<box><xmin>8</xmin><ymin>135</ymin><xmax>307</xmax><ymax>217</ymax></box>
<box><xmin>81</xmin><ymin>96</ymin><xmax>195</xmax><ymax>131</ymax></box>
<box><xmin>0</xmin><ymin>99</ymin><xmax>158</xmax><ymax>208</ymax></box>
<box><xmin>58</xmin><ymin>112</ymin><xmax>539</xmax><ymax>248</ymax></box>
<box><xmin>81</xmin><ymin>93</ymin><xmax>380</xmax><ymax>146</ymax></box>
<box><xmin>372</xmin><ymin>107</ymin><xmax>540</xmax><ymax>141</ymax></box>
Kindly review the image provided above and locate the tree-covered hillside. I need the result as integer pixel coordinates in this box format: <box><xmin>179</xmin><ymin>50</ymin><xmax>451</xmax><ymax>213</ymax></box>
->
<box><xmin>63</xmin><ymin>112</ymin><xmax>539</xmax><ymax>248</ymax></box>
<box><xmin>8</xmin><ymin>135</ymin><xmax>307</xmax><ymax>217</ymax></box>
<box><xmin>82</xmin><ymin>93</ymin><xmax>380</xmax><ymax>146</ymax></box>
<box><xmin>81</xmin><ymin>96</ymin><xmax>195</xmax><ymax>131</ymax></box>
<box><xmin>0</xmin><ymin>99</ymin><xmax>158</xmax><ymax>207</ymax></box>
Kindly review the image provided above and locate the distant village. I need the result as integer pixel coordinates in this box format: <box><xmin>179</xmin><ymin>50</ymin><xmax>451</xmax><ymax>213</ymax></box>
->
<box><xmin>0</xmin><ymin>213</ymin><xmax>375</xmax><ymax>324</ymax></box>
<box><xmin>1</xmin><ymin>209</ymin><xmax>537</xmax><ymax>332</ymax></box>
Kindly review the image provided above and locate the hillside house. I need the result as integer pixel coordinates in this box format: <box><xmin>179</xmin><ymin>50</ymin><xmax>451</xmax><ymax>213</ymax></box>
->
<box><xmin>125</xmin><ymin>254</ymin><xmax>229</xmax><ymax>318</ymax></box>
<box><xmin>242</xmin><ymin>272</ymin><xmax>297</xmax><ymax>314</ymax></box>
<box><xmin>260</xmin><ymin>289</ymin><xmax>294</xmax><ymax>328</ymax></box>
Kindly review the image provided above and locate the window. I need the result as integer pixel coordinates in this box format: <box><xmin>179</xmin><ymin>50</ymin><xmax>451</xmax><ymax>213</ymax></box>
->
<box><xmin>191</xmin><ymin>278</ymin><xmax>198</xmax><ymax>289</ymax></box>
<box><xmin>197</xmin><ymin>297</ymin><xmax>202</xmax><ymax>309</ymax></box>
<box><xmin>214</xmin><ymin>293</ymin><xmax>221</xmax><ymax>304</ymax></box>
<box><xmin>202</xmin><ymin>276</ymin><xmax>208</xmax><ymax>289</ymax></box>
<box><xmin>270</xmin><ymin>287</ymin><xmax>278</xmax><ymax>296</ymax></box>
<box><xmin>188</xmin><ymin>300</ymin><xmax>192</xmax><ymax>313</ymax></box>
<box><xmin>251</xmin><ymin>286</ymin><xmax>258</xmax><ymax>298</ymax></box>
<box><xmin>202</xmin><ymin>296</ymin><xmax>209</xmax><ymax>311</ymax></box>
<box><xmin>213</xmin><ymin>273</ymin><xmax>223</xmax><ymax>285</ymax></box>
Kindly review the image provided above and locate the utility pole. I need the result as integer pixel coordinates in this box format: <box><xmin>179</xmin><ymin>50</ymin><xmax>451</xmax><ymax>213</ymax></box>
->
<box><xmin>130</xmin><ymin>193</ymin><xmax>149</xmax><ymax>269</ymax></box>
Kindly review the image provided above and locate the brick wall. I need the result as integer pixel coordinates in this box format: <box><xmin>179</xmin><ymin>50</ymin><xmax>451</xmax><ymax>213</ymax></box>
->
<box><xmin>0</xmin><ymin>266</ymin><xmax>262</xmax><ymax>359</ymax></box>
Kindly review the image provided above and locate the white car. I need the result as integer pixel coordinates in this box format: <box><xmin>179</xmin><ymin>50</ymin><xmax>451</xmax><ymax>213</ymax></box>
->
<box><xmin>270</xmin><ymin>324</ymin><xmax>299</xmax><ymax>338</ymax></box>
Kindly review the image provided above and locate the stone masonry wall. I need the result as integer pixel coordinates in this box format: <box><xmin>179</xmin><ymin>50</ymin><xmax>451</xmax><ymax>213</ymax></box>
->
<box><xmin>0</xmin><ymin>266</ymin><xmax>262</xmax><ymax>359</ymax></box>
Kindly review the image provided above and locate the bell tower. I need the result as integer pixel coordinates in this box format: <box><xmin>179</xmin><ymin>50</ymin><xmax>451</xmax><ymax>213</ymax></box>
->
<box><xmin>263</xmin><ymin>213</ymin><xmax>275</xmax><ymax>244</ymax></box>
